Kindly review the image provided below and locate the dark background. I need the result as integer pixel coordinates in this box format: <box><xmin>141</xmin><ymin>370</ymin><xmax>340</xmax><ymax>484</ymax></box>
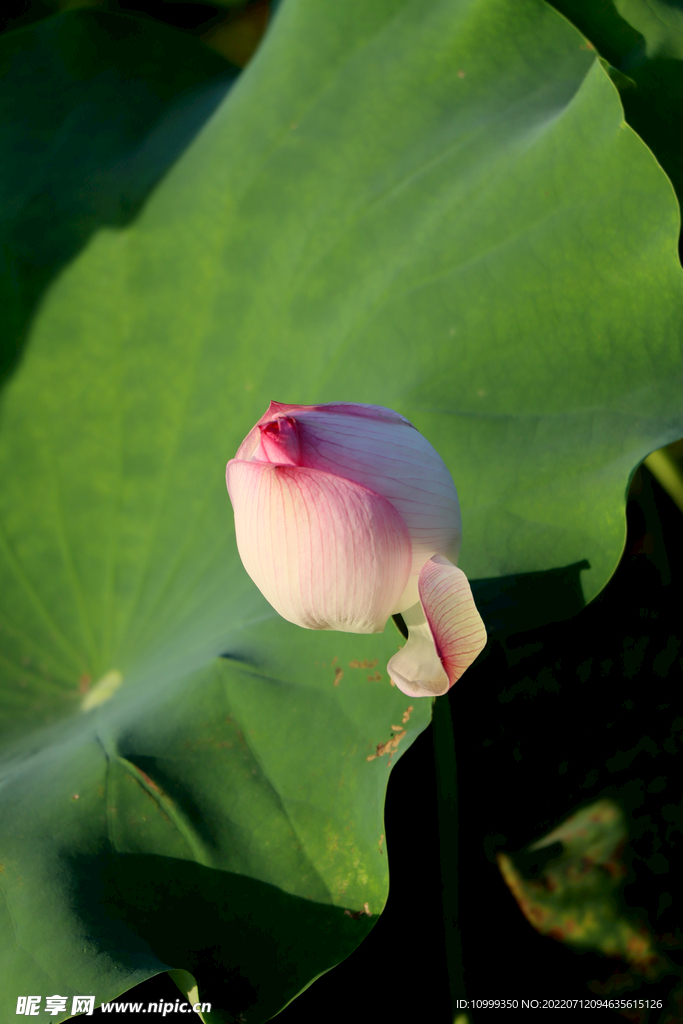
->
<box><xmin>3</xmin><ymin>1</ymin><xmax>682</xmax><ymax>1021</ymax></box>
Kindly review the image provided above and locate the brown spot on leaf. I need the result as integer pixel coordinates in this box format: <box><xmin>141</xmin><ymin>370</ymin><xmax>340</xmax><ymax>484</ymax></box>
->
<box><xmin>367</xmin><ymin>728</ymin><xmax>407</xmax><ymax>761</ymax></box>
<box><xmin>333</xmin><ymin>667</ymin><xmax>343</xmax><ymax>686</ymax></box>
<box><xmin>78</xmin><ymin>675</ymin><xmax>91</xmax><ymax>694</ymax></box>
<box><xmin>367</xmin><ymin>672</ymin><xmax>382</xmax><ymax>682</ymax></box>
<box><xmin>344</xmin><ymin>902</ymin><xmax>372</xmax><ymax>919</ymax></box>
<box><xmin>350</xmin><ymin>659</ymin><xmax>378</xmax><ymax>669</ymax></box>
<box><xmin>137</xmin><ymin>770</ymin><xmax>161</xmax><ymax>794</ymax></box>
<box><xmin>401</xmin><ymin>706</ymin><xmax>414</xmax><ymax>724</ymax></box>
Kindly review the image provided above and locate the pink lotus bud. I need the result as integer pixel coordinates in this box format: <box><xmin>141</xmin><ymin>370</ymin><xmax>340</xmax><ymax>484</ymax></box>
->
<box><xmin>226</xmin><ymin>402</ymin><xmax>487</xmax><ymax>697</ymax></box>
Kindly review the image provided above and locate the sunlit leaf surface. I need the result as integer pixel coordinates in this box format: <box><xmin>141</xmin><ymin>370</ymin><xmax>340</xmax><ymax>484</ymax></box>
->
<box><xmin>1</xmin><ymin>0</ymin><xmax>682</xmax><ymax>1017</ymax></box>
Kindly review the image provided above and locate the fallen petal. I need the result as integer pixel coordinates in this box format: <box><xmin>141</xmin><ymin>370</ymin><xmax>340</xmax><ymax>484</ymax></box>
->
<box><xmin>226</xmin><ymin>460</ymin><xmax>412</xmax><ymax>633</ymax></box>
<box><xmin>387</xmin><ymin>555</ymin><xmax>487</xmax><ymax>697</ymax></box>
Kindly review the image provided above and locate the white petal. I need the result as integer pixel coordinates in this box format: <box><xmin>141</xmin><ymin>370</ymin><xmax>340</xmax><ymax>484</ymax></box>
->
<box><xmin>387</xmin><ymin>555</ymin><xmax>487</xmax><ymax>697</ymax></box>
<box><xmin>234</xmin><ymin>402</ymin><xmax>461</xmax><ymax>573</ymax></box>
<box><xmin>387</xmin><ymin>602</ymin><xmax>450</xmax><ymax>698</ymax></box>
<box><xmin>294</xmin><ymin>408</ymin><xmax>461</xmax><ymax>572</ymax></box>
<box><xmin>226</xmin><ymin>460</ymin><xmax>412</xmax><ymax>633</ymax></box>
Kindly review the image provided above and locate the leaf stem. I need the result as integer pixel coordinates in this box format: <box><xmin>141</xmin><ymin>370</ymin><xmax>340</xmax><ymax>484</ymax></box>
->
<box><xmin>432</xmin><ymin>692</ymin><xmax>466</xmax><ymax>1022</ymax></box>
<box><xmin>644</xmin><ymin>446</ymin><xmax>683</xmax><ymax>514</ymax></box>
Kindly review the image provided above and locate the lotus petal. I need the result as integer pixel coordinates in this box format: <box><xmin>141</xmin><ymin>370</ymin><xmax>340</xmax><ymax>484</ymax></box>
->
<box><xmin>387</xmin><ymin>555</ymin><xmax>487</xmax><ymax>697</ymax></box>
<box><xmin>236</xmin><ymin>402</ymin><xmax>461</xmax><ymax>574</ymax></box>
<box><xmin>226</xmin><ymin>460</ymin><xmax>412</xmax><ymax>633</ymax></box>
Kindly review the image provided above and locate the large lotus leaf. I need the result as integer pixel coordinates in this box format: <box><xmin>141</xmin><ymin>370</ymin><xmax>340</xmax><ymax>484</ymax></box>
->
<box><xmin>56</xmin><ymin>0</ymin><xmax>272</xmax><ymax>68</ymax></box>
<box><xmin>51</xmin><ymin>0</ymin><xmax>248</xmax><ymax>9</ymax></box>
<box><xmin>0</xmin><ymin>623</ymin><xmax>422</xmax><ymax>1021</ymax></box>
<box><xmin>548</xmin><ymin>0</ymin><xmax>683</xmax><ymax>213</ymax></box>
<box><xmin>200</xmin><ymin>0</ymin><xmax>271</xmax><ymax>67</ymax></box>
<box><xmin>0</xmin><ymin>12</ymin><xmax>432</xmax><ymax>1018</ymax></box>
<box><xmin>546</xmin><ymin>0</ymin><xmax>642</xmax><ymax>64</ymax></box>
<box><xmin>0</xmin><ymin>9</ymin><xmax>240</xmax><ymax>386</ymax></box>
<box><xmin>2</xmin><ymin>0</ymin><xmax>683</xmax><ymax>1017</ymax></box>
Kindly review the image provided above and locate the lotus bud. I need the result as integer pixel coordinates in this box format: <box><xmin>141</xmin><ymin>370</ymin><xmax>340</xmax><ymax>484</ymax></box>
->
<box><xmin>226</xmin><ymin>402</ymin><xmax>486</xmax><ymax>697</ymax></box>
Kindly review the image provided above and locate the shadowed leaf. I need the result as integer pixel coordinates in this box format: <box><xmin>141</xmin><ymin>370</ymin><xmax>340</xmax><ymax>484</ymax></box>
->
<box><xmin>2</xmin><ymin>0</ymin><xmax>683</xmax><ymax>1016</ymax></box>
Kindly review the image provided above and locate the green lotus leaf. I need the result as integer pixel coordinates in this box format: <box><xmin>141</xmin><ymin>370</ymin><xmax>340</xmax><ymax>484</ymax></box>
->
<box><xmin>1</xmin><ymin>0</ymin><xmax>682</xmax><ymax>1018</ymax></box>
<box><xmin>498</xmin><ymin>800</ymin><xmax>676</xmax><ymax>987</ymax></box>
<box><xmin>548</xmin><ymin>0</ymin><xmax>683</xmax><ymax>214</ymax></box>
<box><xmin>615</xmin><ymin>0</ymin><xmax>683</xmax><ymax>59</ymax></box>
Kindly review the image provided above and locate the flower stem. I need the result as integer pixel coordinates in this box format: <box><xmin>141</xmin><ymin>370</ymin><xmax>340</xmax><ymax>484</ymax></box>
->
<box><xmin>432</xmin><ymin>692</ymin><xmax>466</xmax><ymax>1022</ymax></box>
